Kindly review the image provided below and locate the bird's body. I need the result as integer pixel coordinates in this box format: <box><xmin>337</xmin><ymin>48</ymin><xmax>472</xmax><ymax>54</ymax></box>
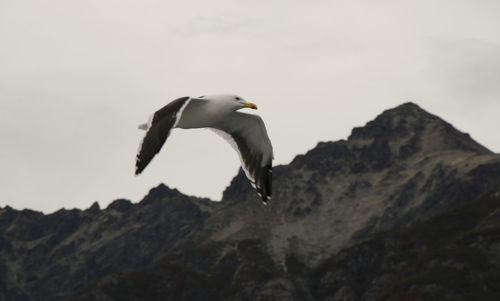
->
<box><xmin>135</xmin><ymin>94</ymin><xmax>273</xmax><ymax>203</ymax></box>
<box><xmin>177</xmin><ymin>96</ymin><xmax>236</xmax><ymax>128</ymax></box>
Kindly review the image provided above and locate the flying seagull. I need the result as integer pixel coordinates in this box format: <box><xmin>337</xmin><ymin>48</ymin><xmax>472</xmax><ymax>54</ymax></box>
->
<box><xmin>135</xmin><ymin>94</ymin><xmax>274</xmax><ymax>203</ymax></box>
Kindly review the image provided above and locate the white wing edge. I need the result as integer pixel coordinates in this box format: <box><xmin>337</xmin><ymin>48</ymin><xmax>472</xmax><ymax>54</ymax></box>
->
<box><xmin>137</xmin><ymin>97</ymin><xmax>192</xmax><ymax>131</ymax></box>
<box><xmin>172</xmin><ymin>97</ymin><xmax>192</xmax><ymax>128</ymax></box>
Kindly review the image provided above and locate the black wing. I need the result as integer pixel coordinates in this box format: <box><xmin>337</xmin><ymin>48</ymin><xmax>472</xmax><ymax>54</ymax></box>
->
<box><xmin>135</xmin><ymin>97</ymin><xmax>190</xmax><ymax>175</ymax></box>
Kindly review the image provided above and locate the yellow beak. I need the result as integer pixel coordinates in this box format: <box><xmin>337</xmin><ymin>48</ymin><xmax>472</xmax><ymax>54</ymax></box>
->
<box><xmin>243</xmin><ymin>102</ymin><xmax>258</xmax><ymax>110</ymax></box>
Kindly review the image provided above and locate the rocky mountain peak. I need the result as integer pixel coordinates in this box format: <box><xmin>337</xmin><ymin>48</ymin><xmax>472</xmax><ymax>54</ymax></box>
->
<box><xmin>139</xmin><ymin>183</ymin><xmax>183</xmax><ymax>205</ymax></box>
<box><xmin>221</xmin><ymin>168</ymin><xmax>255</xmax><ymax>202</ymax></box>
<box><xmin>106</xmin><ymin>198</ymin><xmax>133</xmax><ymax>212</ymax></box>
<box><xmin>348</xmin><ymin>102</ymin><xmax>490</xmax><ymax>159</ymax></box>
<box><xmin>283</xmin><ymin>102</ymin><xmax>490</xmax><ymax>179</ymax></box>
<box><xmin>349</xmin><ymin>102</ymin><xmax>426</xmax><ymax>140</ymax></box>
<box><xmin>86</xmin><ymin>201</ymin><xmax>101</xmax><ymax>213</ymax></box>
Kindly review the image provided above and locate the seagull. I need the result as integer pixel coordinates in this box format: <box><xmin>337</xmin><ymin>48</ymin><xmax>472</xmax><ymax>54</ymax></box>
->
<box><xmin>135</xmin><ymin>94</ymin><xmax>274</xmax><ymax>204</ymax></box>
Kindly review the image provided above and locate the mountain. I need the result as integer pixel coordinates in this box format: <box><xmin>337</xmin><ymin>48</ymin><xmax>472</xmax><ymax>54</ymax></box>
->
<box><xmin>1</xmin><ymin>102</ymin><xmax>500</xmax><ymax>301</ymax></box>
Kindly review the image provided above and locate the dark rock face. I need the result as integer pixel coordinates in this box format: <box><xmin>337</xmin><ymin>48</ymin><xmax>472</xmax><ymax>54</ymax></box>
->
<box><xmin>308</xmin><ymin>187</ymin><xmax>500</xmax><ymax>300</ymax></box>
<box><xmin>0</xmin><ymin>187</ymin><xmax>215</xmax><ymax>301</ymax></box>
<box><xmin>1</xmin><ymin>102</ymin><xmax>500</xmax><ymax>301</ymax></box>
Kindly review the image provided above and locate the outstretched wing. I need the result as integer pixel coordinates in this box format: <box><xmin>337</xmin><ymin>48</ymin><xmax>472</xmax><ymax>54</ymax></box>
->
<box><xmin>211</xmin><ymin>112</ymin><xmax>274</xmax><ymax>203</ymax></box>
<box><xmin>135</xmin><ymin>97</ymin><xmax>191</xmax><ymax>175</ymax></box>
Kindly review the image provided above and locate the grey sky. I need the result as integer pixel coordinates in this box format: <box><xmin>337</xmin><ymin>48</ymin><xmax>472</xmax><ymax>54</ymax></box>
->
<box><xmin>1</xmin><ymin>0</ymin><xmax>499</xmax><ymax>213</ymax></box>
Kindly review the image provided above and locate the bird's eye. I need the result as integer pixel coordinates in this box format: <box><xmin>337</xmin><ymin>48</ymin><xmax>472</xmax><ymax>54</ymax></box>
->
<box><xmin>235</xmin><ymin>97</ymin><xmax>240</xmax><ymax>101</ymax></box>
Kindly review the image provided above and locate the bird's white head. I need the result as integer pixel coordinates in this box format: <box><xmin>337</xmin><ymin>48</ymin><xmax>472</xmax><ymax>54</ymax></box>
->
<box><xmin>198</xmin><ymin>94</ymin><xmax>258</xmax><ymax>111</ymax></box>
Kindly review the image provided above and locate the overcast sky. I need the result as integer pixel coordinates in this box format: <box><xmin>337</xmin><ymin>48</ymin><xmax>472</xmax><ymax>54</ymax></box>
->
<box><xmin>1</xmin><ymin>0</ymin><xmax>499</xmax><ymax>213</ymax></box>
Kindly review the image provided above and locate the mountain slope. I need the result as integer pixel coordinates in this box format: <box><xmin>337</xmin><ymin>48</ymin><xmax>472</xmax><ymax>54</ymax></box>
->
<box><xmin>1</xmin><ymin>102</ymin><xmax>500</xmax><ymax>301</ymax></box>
<box><xmin>73</xmin><ymin>185</ymin><xmax>500</xmax><ymax>301</ymax></box>
<box><xmin>308</xmin><ymin>186</ymin><xmax>500</xmax><ymax>300</ymax></box>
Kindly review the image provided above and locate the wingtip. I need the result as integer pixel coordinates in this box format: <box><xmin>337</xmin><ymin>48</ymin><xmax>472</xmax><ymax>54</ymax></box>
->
<box><xmin>134</xmin><ymin>164</ymin><xmax>143</xmax><ymax>176</ymax></box>
<box><xmin>261</xmin><ymin>194</ymin><xmax>271</xmax><ymax>205</ymax></box>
